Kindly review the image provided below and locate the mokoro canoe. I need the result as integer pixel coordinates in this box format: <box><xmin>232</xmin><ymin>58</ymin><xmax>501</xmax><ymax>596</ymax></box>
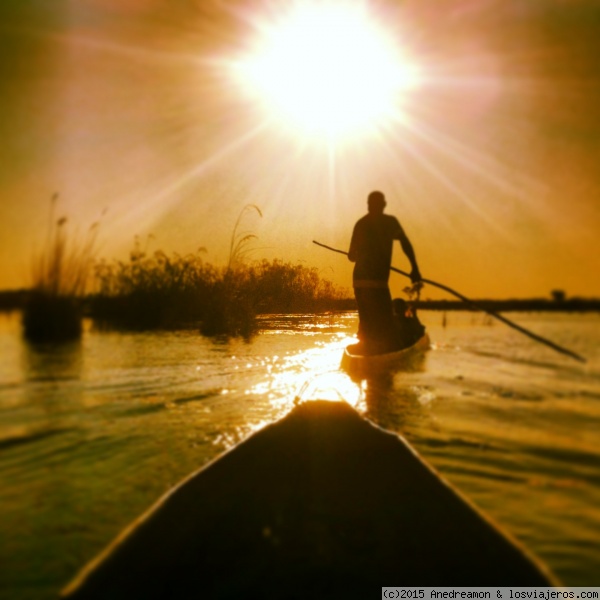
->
<box><xmin>341</xmin><ymin>333</ymin><xmax>431</xmax><ymax>377</ymax></box>
<box><xmin>62</xmin><ymin>400</ymin><xmax>556</xmax><ymax>599</ymax></box>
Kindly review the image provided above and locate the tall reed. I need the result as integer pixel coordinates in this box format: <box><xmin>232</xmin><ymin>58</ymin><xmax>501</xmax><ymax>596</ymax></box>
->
<box><xmin>23</xmin><ymin>196</ymin><xmax>101</xmax><ymax>342</ymax></box>
<box><xmin>227</xmin><ymin>204</ymin><xmax>263</xmax><ymax>270</ymax></box>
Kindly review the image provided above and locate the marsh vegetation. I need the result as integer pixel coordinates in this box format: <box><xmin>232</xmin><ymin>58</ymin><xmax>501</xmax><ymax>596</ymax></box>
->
<box><xmin>22</xmin><ymin>202</ymin><xmax>351</xmax><ymax>341</ymax></box>
<box><xmin>23</xmin><ymin>196</ymin><xmax>100</xmax><ymax>342</ymax></box>
<box><xmin>90</xmin><ymin>245</ymin><xmax>351</xmax><ymax>337</ymax></box>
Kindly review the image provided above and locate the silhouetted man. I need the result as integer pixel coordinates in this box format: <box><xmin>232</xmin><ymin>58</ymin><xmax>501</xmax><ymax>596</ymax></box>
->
<box><xmin>348</xmin><ymin>191</ymin><xmax>421</xmax><ymax>353</ymax></box>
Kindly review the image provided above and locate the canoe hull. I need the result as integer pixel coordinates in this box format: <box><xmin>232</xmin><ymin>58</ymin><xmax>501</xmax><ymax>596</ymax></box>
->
<box><xmin>63</xmin><ymin>400</ymin><xmax>556</xmax><ymax>599</ymax></box>
<box><xmin>341</xmin><ymin>333</ymin><xmax>431</xmax><ymax>377</ymax></box>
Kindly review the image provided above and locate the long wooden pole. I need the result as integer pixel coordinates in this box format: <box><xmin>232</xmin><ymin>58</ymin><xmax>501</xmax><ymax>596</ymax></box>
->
<box><xmin>313</xmin><ymin>240</ymin><xmax>586</xmax><ymax>364</ymax></box>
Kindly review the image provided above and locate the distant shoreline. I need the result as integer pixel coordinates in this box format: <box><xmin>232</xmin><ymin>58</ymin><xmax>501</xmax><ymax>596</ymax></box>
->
<box><xmin>413</xmin><ymin>298</ymin><xmax>600</xmax><ymax>313</ymax></box>
<box><xmin>1</xmin><ymin>289</ymin><xmax>600</xmax><ymax>314</ymax></box>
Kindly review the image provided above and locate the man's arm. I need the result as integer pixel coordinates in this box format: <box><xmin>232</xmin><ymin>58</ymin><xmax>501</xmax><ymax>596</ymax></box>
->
<box><xmin>396</xmin><ymin>224</ymin><xmax>421</xmax><ymax>283</ymax></box>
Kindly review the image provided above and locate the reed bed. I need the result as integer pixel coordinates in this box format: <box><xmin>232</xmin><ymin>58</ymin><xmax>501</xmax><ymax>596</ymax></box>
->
<box><xmin>90</xmin><ymin>246</ymin><xmax>352</xmax><ymax>338</ymax></box>
<box><xmin>23</xmin><ymin>197</ymin><xmax>100</xmax><ymax>342</ymax></box>
<box><xmin>25</xmin><ymin>202</ymin><xmax>351</xmax><ymax>339</ymax></box>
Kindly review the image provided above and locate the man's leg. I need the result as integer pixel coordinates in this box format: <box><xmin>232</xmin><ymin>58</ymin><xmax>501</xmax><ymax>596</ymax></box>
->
<box><xmin>370</xmin><ymin>287</ymin><xmax>397</xmax><ymax>350</ymax></box>
<box><xmin>355</xmin><ymin>287</ymin><xmax>396</xmax><ymax>351</ymax></box>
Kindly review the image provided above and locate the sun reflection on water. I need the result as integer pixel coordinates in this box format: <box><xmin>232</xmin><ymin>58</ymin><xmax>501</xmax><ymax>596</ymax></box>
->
<box><xmin>244</xmin><ymin>333</ymin><xmax>362</xmax><ymax>410</ymax></box>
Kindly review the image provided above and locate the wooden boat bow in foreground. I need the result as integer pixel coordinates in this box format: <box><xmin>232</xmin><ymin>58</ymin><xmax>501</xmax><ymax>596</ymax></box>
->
<box><xmin>63</xmin><ymin>400</ymin><xmax>557</xmax><ymax>599</ymax></box>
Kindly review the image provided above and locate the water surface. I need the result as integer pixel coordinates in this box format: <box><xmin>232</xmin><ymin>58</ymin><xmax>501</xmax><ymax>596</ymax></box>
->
<box><xmin>0</xmin><ymin>310</ymin><xmax>599</xmax><ymax>598</ymax></box>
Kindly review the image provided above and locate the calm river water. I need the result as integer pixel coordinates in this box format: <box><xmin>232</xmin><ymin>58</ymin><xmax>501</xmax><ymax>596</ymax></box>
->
<box><xmin>0</xmin><ymin>310</ymin><xmax>599</xmax><ymax>598</ymax></box>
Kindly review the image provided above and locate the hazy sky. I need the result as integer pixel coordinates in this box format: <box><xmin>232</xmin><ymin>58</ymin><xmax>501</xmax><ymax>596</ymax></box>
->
<box><xmin>1</xmin><ymin>0</ymin><xmax>599</xmax><ymax>300</ymax></box>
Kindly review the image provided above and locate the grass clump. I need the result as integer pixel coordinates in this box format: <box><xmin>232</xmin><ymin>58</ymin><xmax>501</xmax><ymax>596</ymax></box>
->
<box><xmin>23</xmin><ymin>196</ymin><xmax>100</xmax><ymax>342</ymax></box>
<box><xmin>90</xmin><ymin>249</ymin><xmax>350</xmax><ymax>338</ymax></box>
<box><xmin>90</xmin><ymin>204</ymin><xmax>351</xmax><ymax>338</ymax></box>
<box><xmin>91</xmin><ymin>240</ymin><xmax>222</xmax><ymax>331</ymax></box>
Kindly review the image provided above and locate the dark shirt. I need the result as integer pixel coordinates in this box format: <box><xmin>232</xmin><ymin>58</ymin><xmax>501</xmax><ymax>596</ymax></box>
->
<box><xmin>349</xmin><ymin>213</ymin><xmax>405</xmax><ymax>283</ymax></box>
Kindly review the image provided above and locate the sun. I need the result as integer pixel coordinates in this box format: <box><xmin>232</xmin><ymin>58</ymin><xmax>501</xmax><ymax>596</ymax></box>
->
<box><xmin>234</xmin><ymin>2</ymin><xmax>419</xmax><ymax>143</ymax></box>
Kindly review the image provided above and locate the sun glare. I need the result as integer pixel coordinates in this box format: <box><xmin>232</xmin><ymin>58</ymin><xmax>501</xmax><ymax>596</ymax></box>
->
<box><xmin>235</xmin><ymin>3</ymin><xmax>419</xmax><ymax>142</ymax></box>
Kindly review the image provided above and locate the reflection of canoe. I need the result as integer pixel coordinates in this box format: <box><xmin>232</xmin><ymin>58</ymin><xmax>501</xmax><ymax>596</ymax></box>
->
<box><xmin>63</xmin><ymin>400</ymin><xmax>556</xmax><ymax>599</ymax></box>
<box><xmin>341</xmin><ymin>333</ymin><xmax>431</xmax><ymax>376</ymax></box>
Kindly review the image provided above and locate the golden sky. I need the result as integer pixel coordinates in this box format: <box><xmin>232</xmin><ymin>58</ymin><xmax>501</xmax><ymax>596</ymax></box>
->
<box><xmin>1</xmin><ymin>0</ymin><xmax>599</xmax><ymax>300</ymax></box>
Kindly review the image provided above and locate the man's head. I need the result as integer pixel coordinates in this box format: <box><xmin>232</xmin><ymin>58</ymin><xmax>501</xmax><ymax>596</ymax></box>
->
<box><xmin>367</xmin><ymin>190</ymin><xmax>386</xmax><ymax>214</ymax></box>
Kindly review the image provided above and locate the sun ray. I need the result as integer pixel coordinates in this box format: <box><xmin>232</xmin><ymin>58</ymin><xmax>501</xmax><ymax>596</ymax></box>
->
<box><xmin>3</xmin><ymin>21</ymin><xmax>210</xmax><ymax>68</ymax></box>
<box><xmin>399</xmin><ymin>114</ymin><xmax>536</xmax><ymax>200</ymax></box>
<box><xmin>112</xmin><ymin>121</ymin><xmax>270</xmax><ymax>235</ymax></box>
<box><xmin>327</xmin><ymin>141</ymin><xmax>337</xmax><ymax>212</ymax></box>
